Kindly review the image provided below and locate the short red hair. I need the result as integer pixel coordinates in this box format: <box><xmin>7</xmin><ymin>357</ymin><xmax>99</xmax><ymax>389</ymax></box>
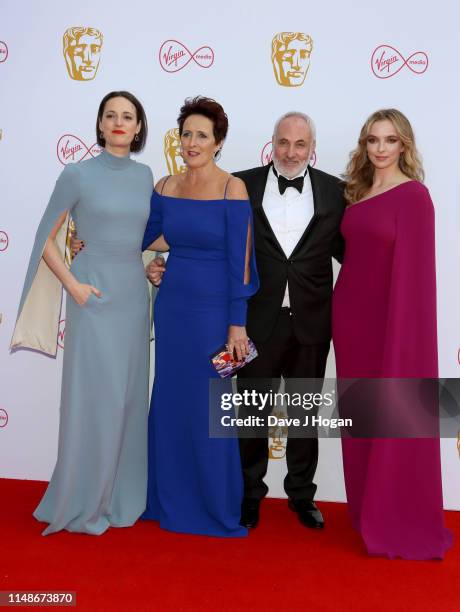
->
<box><xmin>177</xmin><ymin>96</ymin><xmax>228</xmax><ymax>144</ymax></box>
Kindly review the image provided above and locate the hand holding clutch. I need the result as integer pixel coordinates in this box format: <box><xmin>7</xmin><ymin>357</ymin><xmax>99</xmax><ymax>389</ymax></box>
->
<box><xmin>210</xmin><ymin>339</ymin><xmax>258</xmax><ymax>378</ymax></box>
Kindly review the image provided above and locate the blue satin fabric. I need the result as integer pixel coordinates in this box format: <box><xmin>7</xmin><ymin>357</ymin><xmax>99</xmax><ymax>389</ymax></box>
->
<box><xmin>142</xmin><ymin>190</ymin><xmax>259</xmax><ymax>536</ymax></box>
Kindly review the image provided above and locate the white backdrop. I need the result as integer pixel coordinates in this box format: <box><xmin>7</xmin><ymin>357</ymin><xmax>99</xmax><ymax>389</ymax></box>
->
<box><xmin>1</xmin><ymin>0</ymin><xmax>459</xmax><ymax>508</ymax></box>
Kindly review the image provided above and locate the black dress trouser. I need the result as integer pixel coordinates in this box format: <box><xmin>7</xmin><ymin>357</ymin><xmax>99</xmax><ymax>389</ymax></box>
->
<box><xmin>237</xmin><ymin>308</ymin><xmax>330</xmax><ymax>501</ymax></box>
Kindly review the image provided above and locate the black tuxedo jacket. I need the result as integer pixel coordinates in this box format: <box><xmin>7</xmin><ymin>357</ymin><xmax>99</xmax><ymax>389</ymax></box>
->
<box><xmin>233</xmin><ymin>164</ymin><xmax>346</xmax><ymax>345</ymax></box>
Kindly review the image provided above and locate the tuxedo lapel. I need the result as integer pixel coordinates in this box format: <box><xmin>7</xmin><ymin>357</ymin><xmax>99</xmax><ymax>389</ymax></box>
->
<box><xmin>289</xmin><ymin>166</ymin><xmax>323</xmax><ymax>259</ymax></box>
<box><xmin>244</xmin><ymin>164</ymin><xmax>286</xmax><ymax>259</ymax></box>
<box><xmin>244</xmin><ymin>164</ymin><xmax>271</xmax><ymax>209</ymax></box>
<box><xmin>309</xmin><ymin>166</ymin><xmax>324</xmax><ymax>215</ymax></box>
<box><xmin>254</xmin><ymin>207</ymin><xmax>286</xmax><ymax>259</ymax></box>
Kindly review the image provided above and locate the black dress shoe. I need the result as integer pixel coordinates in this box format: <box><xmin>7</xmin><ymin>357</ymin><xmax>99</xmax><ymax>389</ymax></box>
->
<box><xmin>288</xmin><ymin>498</ymin><xmax>324</xmax><ymax>529</ymax></box>
<box><xmin>240</xmin><ymin>498</ymin><xmax>261</xmax><ymax>528</ymax></box>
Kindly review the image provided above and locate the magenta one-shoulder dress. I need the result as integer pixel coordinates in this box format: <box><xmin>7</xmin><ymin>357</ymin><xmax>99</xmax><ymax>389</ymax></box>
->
<box><xmin>332</xmin><ymin>181</ymin><xmax>453</xmax><ymax>559</ymax></box>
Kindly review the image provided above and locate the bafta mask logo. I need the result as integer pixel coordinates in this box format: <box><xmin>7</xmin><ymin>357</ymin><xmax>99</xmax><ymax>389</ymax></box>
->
<box><xmin>65</xmin><ymin>218</ymin><xmax>77</xmax><ymax>267</ymax></box>
<box><xmin>164</xmin><ymin>128</ymin><xmax>187</xmax><ymax>175</ymax></box>
<box><xmin>269</xmin><ymin>435</ymin><xmax>287</xmax><ymax>459</ymax></box>
<box><xmin>0</xmin><ymin>408</ymin><xmax>8</xmax><ymax>428</ymax></box>
<box><xmin>268</xmin><ymin>410</ymin><xmax>288</xmax><ymax>459</ymax></box>
<box><xmin>63</xmin><ymin>27</ymin><xmax>103</xmax><ymax>81</ymax></box>
<box><xmin>271</xmin><ymin>32</ymin><xmax>313</xmax><ymax>87</ymax></box>
<box><xmin>0</xmin><ymin>41</ymin><xmax>8</xmax><ymax>63</ymax></box>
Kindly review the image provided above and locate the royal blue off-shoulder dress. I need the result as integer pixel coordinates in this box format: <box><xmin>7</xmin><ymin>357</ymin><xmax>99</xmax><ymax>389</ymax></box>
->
<box><xmin>141</xmin><ymin>187</ymin><xmax>259</xmax><ymax>537</ymax></box>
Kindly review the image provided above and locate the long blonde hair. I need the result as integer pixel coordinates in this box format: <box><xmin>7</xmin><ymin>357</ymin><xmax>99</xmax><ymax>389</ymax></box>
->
<box><xmin>344</xmin><ymin>109</ymin><xmax>424</xmax><ymax>204</ymax></box>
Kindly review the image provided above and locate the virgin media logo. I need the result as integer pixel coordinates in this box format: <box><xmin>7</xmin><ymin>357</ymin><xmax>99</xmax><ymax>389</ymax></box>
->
<box><xmin>371</xmin><ymin>45</ymin><xmax>428</xmax><ymax>79</ymax></box>
<box><xmin>58</xmin><ymin>319</ymin><xmax>66</xmax><ymax>350</ymax></box>
<box><xmin>57</xmin><ymin>135</ymin><xmax>102</xmax><ymax>165</ymax></box>
<box><xmin>159</xmin><ymin>40</ymin><xmax>214</xmax><ymax>73</ymax></box>
<box><xmin>0</xmin><ymin>41</ymin><xmax>8</xmax><ymax>63</ymax></box>
<box><xmin>0</xmin><ymin>408</ymin><xmax>8</xmax><ymax>428</ymax></box>
<box><xmin>0</xmin><ymin>230</ymin><xmax>9</xmax><ymax>252</ymax></box>
<box><xmin>261</xmin><ymin>142</ymin><xmax>273</xmax><ymax>166</ymax></box>
<box><xmin>260</xmin><ymin>141</ymin><xmax>316</xmax><ymax>167</ymax></box>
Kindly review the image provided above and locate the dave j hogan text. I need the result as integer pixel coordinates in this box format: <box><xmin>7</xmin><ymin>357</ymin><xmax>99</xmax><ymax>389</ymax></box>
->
<box><xmin>220</xmin><ymin>414</ymin><xmax>352</xmax><ymax>429</ymax></box>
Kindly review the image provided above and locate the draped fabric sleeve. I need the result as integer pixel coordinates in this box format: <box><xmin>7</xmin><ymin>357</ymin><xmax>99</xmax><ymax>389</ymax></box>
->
<box><xmin>382</xmin><ymin>183</ymin><xmax>438</xmax><ymax>378</ymax></box>
<box><xmin>10</xmin><ymin>164</ymin><xmax>80</xmax><ymax>355</ymax></box>
<box><xmin>225</xmin><ymin>199</ymin><xmax>259</xmax><ymax>326</ymax></box>
<box><xmin>142</xmin><ymin>190</ymin><xmax>163</xmax><ymax>251</ymax></box>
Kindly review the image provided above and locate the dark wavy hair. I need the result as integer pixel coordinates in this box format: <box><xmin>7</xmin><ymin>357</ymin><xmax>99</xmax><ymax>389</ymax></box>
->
<box><xmin>96</xmin><ymin>90</ymin><xmax>148</xmax><ymax>153</ymax></box>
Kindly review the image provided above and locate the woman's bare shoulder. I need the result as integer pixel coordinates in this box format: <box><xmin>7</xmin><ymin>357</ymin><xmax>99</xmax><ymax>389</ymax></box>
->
<box><xmin>154</xmin><ymin>175</ymin><xmax>181</xmax><ymax>195</ymax></box>
<box><xmin>226</xmin><ymin>175</ymin><xmax>248</xmax><ymax>200</ymax></box>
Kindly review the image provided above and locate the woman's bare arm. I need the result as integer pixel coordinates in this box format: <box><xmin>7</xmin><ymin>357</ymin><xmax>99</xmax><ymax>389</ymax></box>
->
<box><xmin>43</xmin><ymin>211</ymin><xmax>101</xmax><ymax>305</ymax></box>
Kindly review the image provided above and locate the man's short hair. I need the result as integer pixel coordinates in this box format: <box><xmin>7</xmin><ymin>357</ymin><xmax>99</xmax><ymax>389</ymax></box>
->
<box><xmin>273</xmin><ymin>112</ymin><xmax>316</xmax><ymax>140</ymax></box>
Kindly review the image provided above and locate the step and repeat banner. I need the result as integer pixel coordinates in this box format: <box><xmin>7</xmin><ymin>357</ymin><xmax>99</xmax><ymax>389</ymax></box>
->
<box><xmin>1</xmin><ymin>0</ymin><xmax>459</xmax><ymax>507</ymax></box>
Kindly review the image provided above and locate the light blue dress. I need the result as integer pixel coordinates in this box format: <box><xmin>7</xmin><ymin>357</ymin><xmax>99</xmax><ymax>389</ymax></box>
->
<box><xmin>17</xmin><ymin>150</ymin><xmax>153</xmax><ymax>535</ymax></box>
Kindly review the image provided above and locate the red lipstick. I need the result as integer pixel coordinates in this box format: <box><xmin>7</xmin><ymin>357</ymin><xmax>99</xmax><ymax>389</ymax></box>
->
<box><xmin>112</xmin><ymin>130</ymin><xmax>126</xmax><ymax>134</ymax></box>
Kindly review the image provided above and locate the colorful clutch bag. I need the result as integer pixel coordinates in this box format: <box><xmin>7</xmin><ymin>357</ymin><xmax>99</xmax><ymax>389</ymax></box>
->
<box><xmin>210</xmin><ymin>338</ymin><xmax>258</xmax><ymax>378</ymax></box>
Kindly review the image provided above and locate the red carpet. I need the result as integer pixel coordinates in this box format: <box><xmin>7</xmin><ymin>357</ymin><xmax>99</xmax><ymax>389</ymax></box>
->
<box><xmin>1</xmin><ymin>479</ymin><xmax>458</xmax><ymax>611</ymax></box>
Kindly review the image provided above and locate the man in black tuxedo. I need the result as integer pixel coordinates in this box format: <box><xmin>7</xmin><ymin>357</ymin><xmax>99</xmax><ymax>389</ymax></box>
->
<box><xmin>233</xmin><ymin>112</ymin><xmax>345</xmax><ymax>530</ymax></box>
<box><xmin>145</xmin><ymin>111</ymin><xmax>345</xmax><ymax>530</ymax></box>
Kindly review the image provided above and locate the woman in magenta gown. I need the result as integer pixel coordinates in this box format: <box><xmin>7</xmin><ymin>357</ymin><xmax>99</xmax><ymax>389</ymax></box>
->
<box><xmin>332</xmin><ymin>109</ymin><xmax>453</xmax><ymax>559</ymax></box>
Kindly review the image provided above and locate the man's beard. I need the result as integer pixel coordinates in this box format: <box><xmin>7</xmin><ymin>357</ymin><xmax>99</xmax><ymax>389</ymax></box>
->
<box><xmin>273</xmin><ymin>156</ymin><xmax>309</xmax><ymax>179</ymax></box>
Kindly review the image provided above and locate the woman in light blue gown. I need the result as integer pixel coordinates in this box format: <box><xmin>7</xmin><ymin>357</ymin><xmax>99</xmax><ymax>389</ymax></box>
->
<box><xmin>11</xmin><ymin>91</ymin><xmax>153</xmax><ymax>535</ymax></box>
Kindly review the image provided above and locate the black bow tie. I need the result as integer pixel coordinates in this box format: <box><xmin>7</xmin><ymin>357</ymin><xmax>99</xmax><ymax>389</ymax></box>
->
<box><xmin>273</xmin><ymin>168</ymin><xmax>305</xmax><ymax>195</ymax></box>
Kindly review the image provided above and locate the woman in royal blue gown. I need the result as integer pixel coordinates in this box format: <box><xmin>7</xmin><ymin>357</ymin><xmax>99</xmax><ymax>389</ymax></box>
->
<box><xmin>142</xmin><ymin>97</ymin><xmax>259</xmax><ymax>537</ymax></box>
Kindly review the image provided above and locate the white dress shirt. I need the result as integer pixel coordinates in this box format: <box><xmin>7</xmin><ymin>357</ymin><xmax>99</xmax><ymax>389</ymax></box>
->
<box><xmin>262</xmin><ymin>165</ymin><xmax>314</xmax><ymax>308</ymax></box>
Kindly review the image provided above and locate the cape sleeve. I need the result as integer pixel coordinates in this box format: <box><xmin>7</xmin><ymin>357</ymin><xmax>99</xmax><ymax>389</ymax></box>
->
<box><xmin>142</xmin><ymin>190</ymin><xmax>163</xmax><ymax>251</ymax></box>
<box><xmin>226</xmin><ymin>199</ymin><xmax>260</xmax><ymax>326</ymax></box>
<box><xmin>10</xmin><ymin>164</ymin><xmax>80</xmax><ymax>355</ymax></box>
<box><xmin>382</xmin><ymin>184</ymin><xmax>438</xmax><ymax>377</ymax></box>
